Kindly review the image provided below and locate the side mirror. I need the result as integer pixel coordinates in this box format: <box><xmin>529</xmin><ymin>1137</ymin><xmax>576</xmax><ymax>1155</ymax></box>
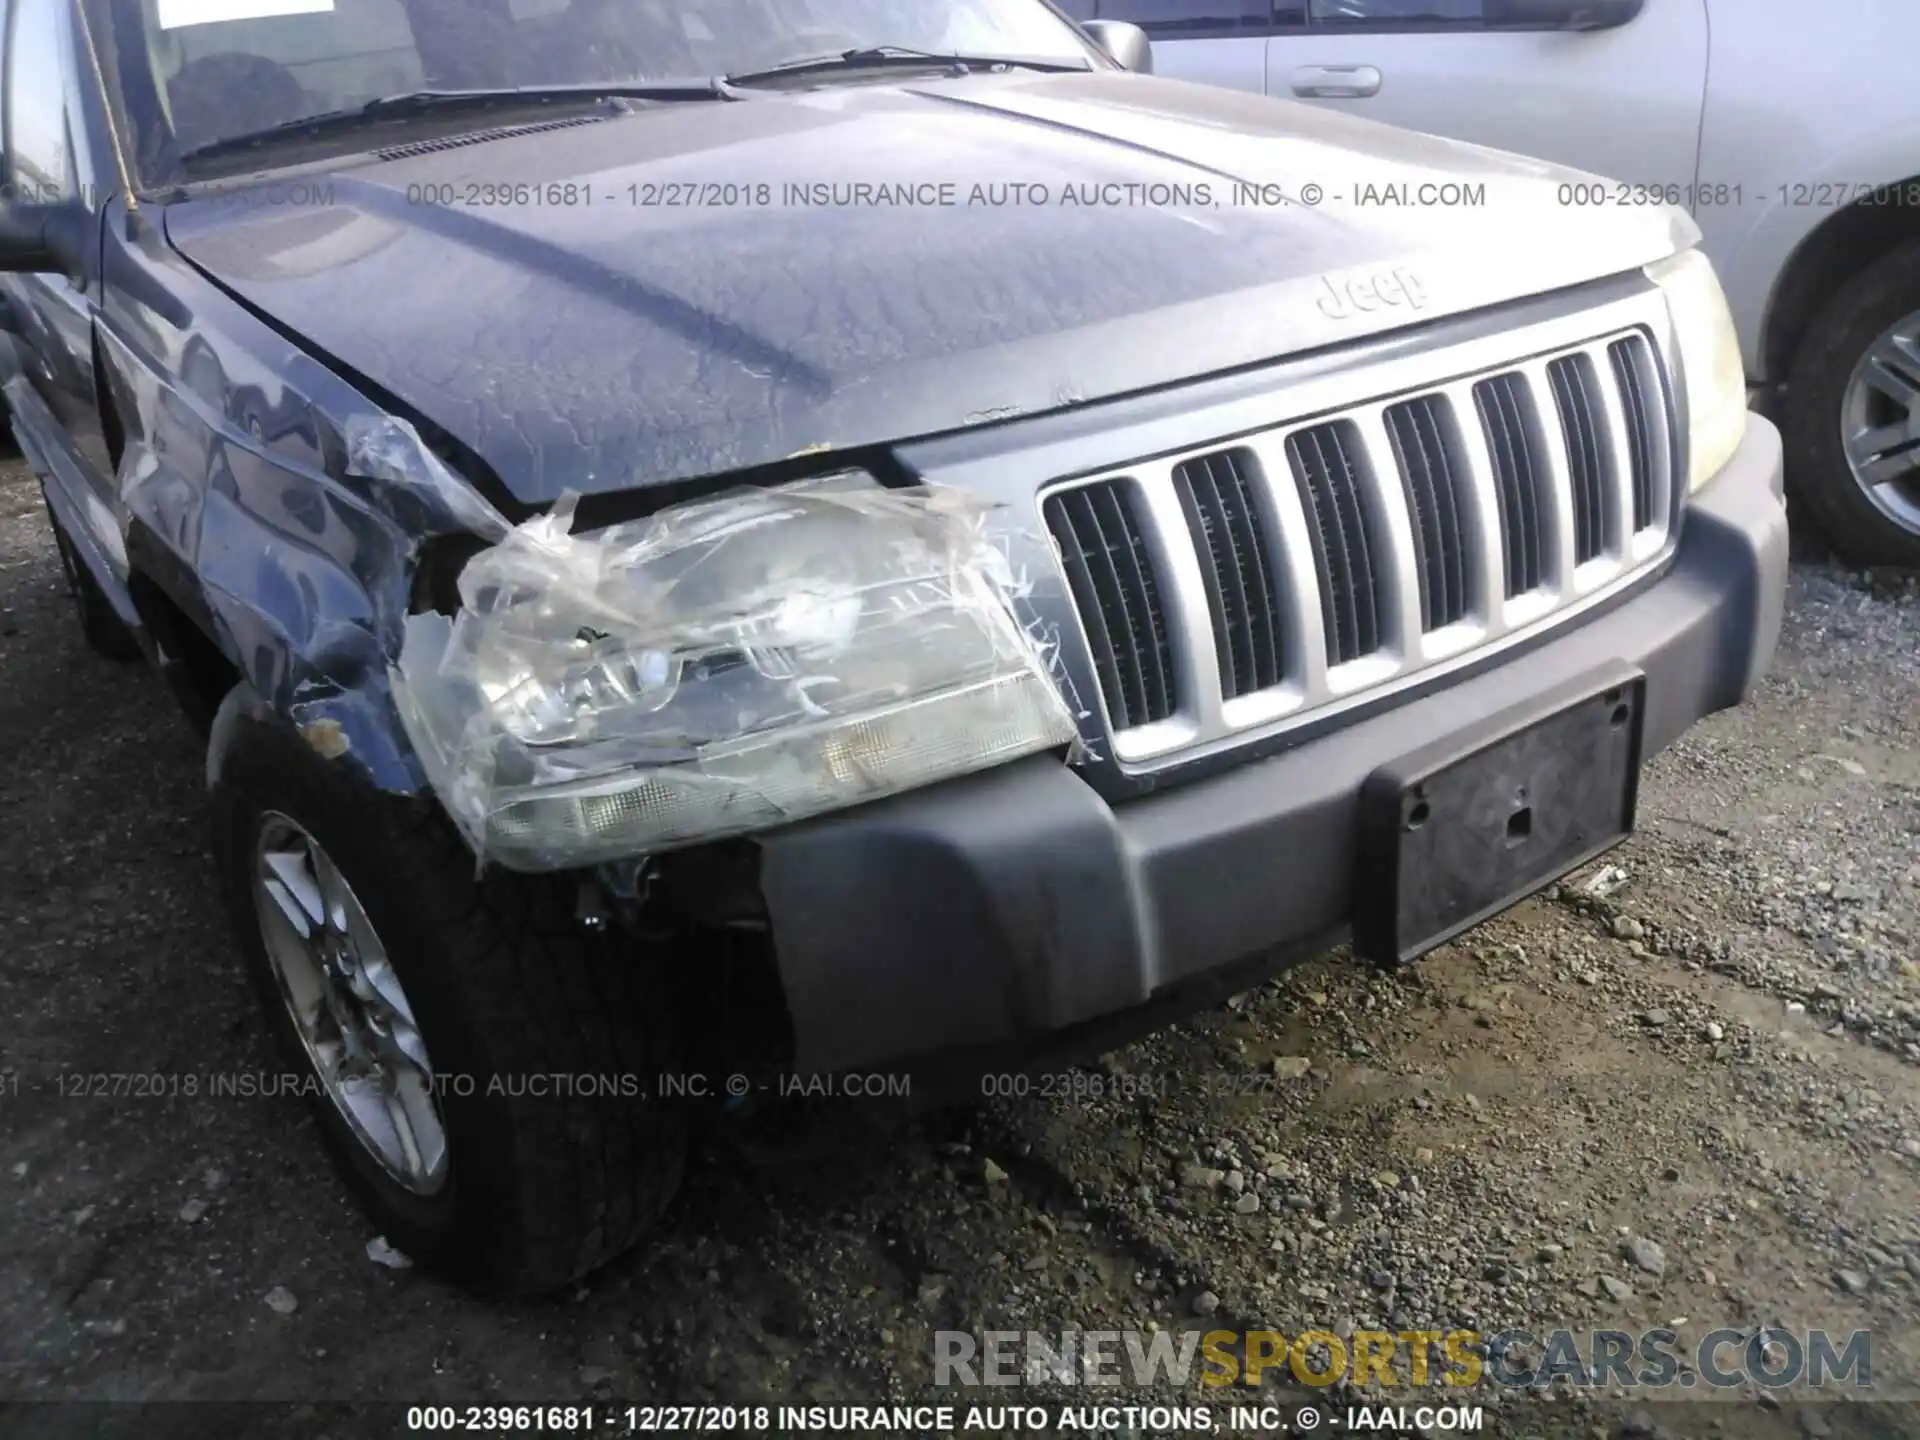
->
<box><xmin>0</xmin><ymin>202</ymin><xmax>88</xmax><ymax>277</ymax></box>
<box><xmin>1486</xmin><ymin>0</ymin><xmax>1643</xmax><ymax>29</ymax></box>
<box><xmin>1082</xmin><ymin>20</ymin><xmax>1153</xmax><ymax>73</ymax></box>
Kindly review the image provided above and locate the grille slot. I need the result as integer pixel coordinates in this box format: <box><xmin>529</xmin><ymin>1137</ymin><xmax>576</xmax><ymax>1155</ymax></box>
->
<box><xmin>1285</xmin><ymin>420</ymin><xmax>1386</xmax><ymax>665</ymax></box>
<box><xmin>1384</xmin><ymin>395</ymin><xmax>1473</xmax><ymax>631</ymax></box>
<box><xmin>1043</xmin><ymin>482</ymin><xmax>1177</xmax><ymax>730</ymax></box>
<box><xmin>1037</xmin><ymin>307</ymin><xmax>1683</xmax><ymax>763</ymax></box>
<box><xmin>1547</xmin><ymin>352</ymin><xmax>1615</xmax><ymax>565</ymax></box>
<box><xmin>1609</xmin><ymin>335</ymin><xmax>1662</xmax><ymax>532</ymax></box>
<box><xmin>1173</xmin><ymin>448</ymin><xmax>1285</xmax><ymax>699</ymax></box>
<box><xmin>1473</xmin><ymin>372</ymin><xmax>1551</xmax><ymax>597</ymax></box>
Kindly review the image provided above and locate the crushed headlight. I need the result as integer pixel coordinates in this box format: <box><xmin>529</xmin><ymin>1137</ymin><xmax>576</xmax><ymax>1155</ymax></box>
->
<box><xmin>1646</xmin><ymin>247</ymin><xmax>1748</xmax><ymax>493</ymax></box>
<box><xmin>391</xmin><ymin>474</ymin><xmax>1080</xmax><ymax>871</ymax></box>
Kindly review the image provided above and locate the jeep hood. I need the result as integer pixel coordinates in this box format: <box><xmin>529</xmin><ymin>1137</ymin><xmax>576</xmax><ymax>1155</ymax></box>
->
<box><xmin>163</xmin><ymin>70</ymin><xmax>1698</xmax><ymax>508</ymax></box>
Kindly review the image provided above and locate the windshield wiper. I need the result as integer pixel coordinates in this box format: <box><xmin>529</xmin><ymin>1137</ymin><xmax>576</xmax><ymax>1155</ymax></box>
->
<box><xmin>175</xmin><ymin>82</ymin><xmax>735</xmax><ymax>166</ymax></box>
<box><xmin>725</xmin><ymin>45</ymin><xmax>1091</xmax><ymax>86</ymax></box>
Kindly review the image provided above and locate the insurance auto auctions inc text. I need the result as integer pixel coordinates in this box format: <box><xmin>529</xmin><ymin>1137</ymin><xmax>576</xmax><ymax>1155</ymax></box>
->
<box><xmin>750</xmin><ymin>1403</ymin><xmax>1479</xmax><ymax>1432</ymax></box>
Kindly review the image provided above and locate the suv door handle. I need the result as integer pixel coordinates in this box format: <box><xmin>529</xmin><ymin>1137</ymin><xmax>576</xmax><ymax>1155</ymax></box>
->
<box><xmin>1291</xmin><ymin>64</ymin><xmax>1382</xmax><ymax>98</ymax></box>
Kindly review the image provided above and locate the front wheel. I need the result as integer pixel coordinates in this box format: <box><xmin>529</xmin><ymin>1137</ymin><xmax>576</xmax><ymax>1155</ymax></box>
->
<box><xmin>1782</xmin><ymin>241</ymin><xmax>1920</xmax><ymax>568</ymax></box>
<box><xmin>209</xmin><ymin>703</ymin><xmax>689</xmax><ymax>1294</ymax></box>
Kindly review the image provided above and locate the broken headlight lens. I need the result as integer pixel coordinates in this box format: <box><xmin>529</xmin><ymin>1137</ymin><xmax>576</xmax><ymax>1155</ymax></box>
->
<box><xmin>1646</xmin><ymin>247</ymin><xmax>1748</xmax><ymax>494</ymax></box>
<box><xmin>391</xmin><ymin>475</ymin><xmax>1079</xmax><ymax>871</ymax></box>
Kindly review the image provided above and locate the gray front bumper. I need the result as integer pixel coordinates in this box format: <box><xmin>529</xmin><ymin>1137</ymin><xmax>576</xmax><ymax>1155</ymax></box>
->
<box><xmin>758</xmin><ymin>415</ymin><xmax>1789</xmax><ymax>1075</ymax></box>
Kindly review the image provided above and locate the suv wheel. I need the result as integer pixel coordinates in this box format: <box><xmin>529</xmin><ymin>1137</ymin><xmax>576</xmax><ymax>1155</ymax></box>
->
<box><xmin>1783</xmin><ymin>241</ymin><xmax>1920</xmax><ymax>568</ymax></box>
<box><xmin>46</xmin><ymin>501</ymin><xmax>142</xmax><ymax>661</ymax></box>
<box><xmin>210</xmin><ymin>703</ymin><xmax>689</xmax><ymax>1294</ymax></box>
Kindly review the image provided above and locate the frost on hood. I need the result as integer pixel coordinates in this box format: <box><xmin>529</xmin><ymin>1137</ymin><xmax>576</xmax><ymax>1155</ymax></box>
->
<box><xmin>390</xmin><ymin>474</ymin><xmax>1080</xmax><ymax>871</ymax></box>
<box><xmin>343</xmin><ymin>414</ymin><xmax>513</xmax><ymax>543</ymax></box>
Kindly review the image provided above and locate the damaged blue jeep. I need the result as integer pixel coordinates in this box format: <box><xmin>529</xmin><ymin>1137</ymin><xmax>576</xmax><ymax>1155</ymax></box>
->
<box><xmin>2</xmin><ymin>0</ymin><xmax>1786</xmax><ymax>1294</ymax></box>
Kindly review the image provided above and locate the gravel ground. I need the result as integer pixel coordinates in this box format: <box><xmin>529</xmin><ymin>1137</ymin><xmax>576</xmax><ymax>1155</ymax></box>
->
<box><xmin>1</xmin><ymin>447</ymin><xmax>1917</xmax><ymax>1440</ymax></box>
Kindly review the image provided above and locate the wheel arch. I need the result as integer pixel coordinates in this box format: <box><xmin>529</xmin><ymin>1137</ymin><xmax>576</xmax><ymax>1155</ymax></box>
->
<box><xmin>128</xmin><ymin>562</ymin><xmax>243</xmax><ymax>733</ymax></box>
<box><xmin>1762</xmin><ymin>176</ymin><xmax>1920</xmax><ymax>391</ymax></box>
<box><xmin>206</xmin><ymin>678</ymin><xmax>272</xmax><ymax>791</ymax></box>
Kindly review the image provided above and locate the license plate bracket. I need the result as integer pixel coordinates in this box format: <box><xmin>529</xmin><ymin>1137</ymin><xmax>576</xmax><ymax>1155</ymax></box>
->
<box><xmin>1354</xmin><ymin>666</ymin><xmax>1645</xmax><ymax>967</ymax></box>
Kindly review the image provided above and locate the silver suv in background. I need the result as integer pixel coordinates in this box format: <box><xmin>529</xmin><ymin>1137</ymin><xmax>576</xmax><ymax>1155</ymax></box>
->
<box><xmin>1059</xmin><ymin>0</ymin><xmax>1920</xmax><ymax>567</ymax></box>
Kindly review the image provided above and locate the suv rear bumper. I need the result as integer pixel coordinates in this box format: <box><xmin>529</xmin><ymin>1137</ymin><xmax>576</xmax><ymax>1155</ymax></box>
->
<box><xmin>757</xmin><ymin>415</ymin><xmax>1788</xmax><ymax>1077</ymax></box>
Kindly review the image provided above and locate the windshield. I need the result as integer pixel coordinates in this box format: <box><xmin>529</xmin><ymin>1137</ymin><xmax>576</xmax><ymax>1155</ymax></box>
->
<box><xmin>101</xmin><ymin>0</ymin><xmax>1095</xmax><ymax>174</ymax></box>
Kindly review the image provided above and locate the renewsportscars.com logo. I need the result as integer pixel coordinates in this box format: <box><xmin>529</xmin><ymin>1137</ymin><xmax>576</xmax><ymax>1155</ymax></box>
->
<box><xmin>934</xmin><ymin>1327</ymin><xmax>1873</xmax><ymax>1392</ymax></box>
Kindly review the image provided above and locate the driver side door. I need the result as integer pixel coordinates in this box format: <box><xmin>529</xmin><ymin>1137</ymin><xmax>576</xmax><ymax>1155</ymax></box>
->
<box><xmin>1</xmin><ymin>0</ymin><xmax>131</xmax><ymax>602</ymax></box>
<box><xmin>1</xmin><ymin>0</ymin><xmax>111</xmax><ymax>488</ymax></box>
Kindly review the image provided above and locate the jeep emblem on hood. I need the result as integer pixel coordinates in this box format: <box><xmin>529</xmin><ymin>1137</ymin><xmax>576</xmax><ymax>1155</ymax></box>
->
<box><xmin>1317</xmin><ymin>267</ymin><xmax>1428</xmax><ymax>320</ymax></box>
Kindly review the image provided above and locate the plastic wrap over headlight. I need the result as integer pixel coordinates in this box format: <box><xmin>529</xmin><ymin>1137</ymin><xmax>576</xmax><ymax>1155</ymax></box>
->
<box><xmin>1646</xmin><ymin>248</ymin><xmax>1748</xmax><ymax>493</ymax></box>
<box><xmin>391</xmin><ymin>474</ymin><xmax>1080</xmax><ymax>871</ymax></box>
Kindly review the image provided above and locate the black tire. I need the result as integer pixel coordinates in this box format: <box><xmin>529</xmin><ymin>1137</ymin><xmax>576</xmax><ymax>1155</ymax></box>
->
<box><xmin>46</xmin><ymin>503</ymin><xmax>143</xmax><ymax>661</ymax></box>
<box><xmin>210</xmin><ymin>705</ymin><xmax>689</xmax><ymax>1295</ymax></box>
<box><xmin>1782</xmin><ymin>240</ymin><xmax>1920</xmax><ymax>569</ymax></box>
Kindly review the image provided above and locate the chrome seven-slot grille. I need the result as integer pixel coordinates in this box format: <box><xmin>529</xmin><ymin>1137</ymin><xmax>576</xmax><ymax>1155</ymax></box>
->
<box><xmin>1042</xmin><ymin>326</ymin><xmax>1676</xmax><ymax>762</ymax></box>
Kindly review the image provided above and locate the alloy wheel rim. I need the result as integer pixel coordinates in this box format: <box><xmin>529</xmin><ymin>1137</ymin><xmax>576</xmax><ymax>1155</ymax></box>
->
<box><xmin>251</xmin><ymin>813</ymin><xmax>450</xmax><ymax>1194</ymax></box>
<box><xmin>1839</xmin><ymin>311</ymin><xmax>1920</xmax><ymax>537</ymax></box>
